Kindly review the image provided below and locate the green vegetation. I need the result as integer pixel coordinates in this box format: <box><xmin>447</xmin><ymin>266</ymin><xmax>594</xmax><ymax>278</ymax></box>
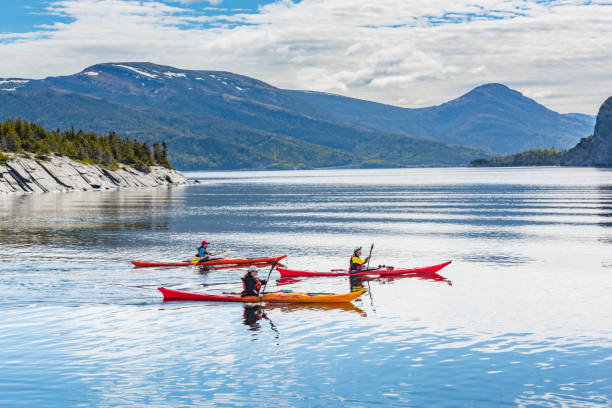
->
<box><xmin>469</xmin><ymin>148</ymin><xmax>564</xmax><ymax>167</ymax></box>
<box><xmin>0</xmin><ymin>150</ymin><xmax>8</xmax><ymax>166</ymax></box>
<box><xmin>0</xmin><ymin>118</ymin><xmax>172</xmax><ymax>170</ymax></box>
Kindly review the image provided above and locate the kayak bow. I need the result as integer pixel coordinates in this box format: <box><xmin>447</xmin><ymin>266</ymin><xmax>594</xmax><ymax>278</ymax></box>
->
<box><xmin>277</xmin><ymin>261</ymin><xmax>451</xmax><ymax>278</ymax></box>
<box><xmin>158</xmin><ymin>287</ymin><xmax>366</xmax><ymax>303</ymax></box>
<box><xmin>132</xmin><ymin>255</ymin><xmax>287</xmax><ymax>268</ymax></box>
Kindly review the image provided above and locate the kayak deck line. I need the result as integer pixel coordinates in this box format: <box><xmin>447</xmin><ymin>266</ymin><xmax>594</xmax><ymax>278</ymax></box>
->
<box><xmin>158</xmin><ymin>287</ymin><xmax>366</xmax><ymax>303</ymax></box>
<box><xmin>131</xmin><ymin>254</ymin><xmax>287</xmax><ymax>268</ymax></box>
<box><xmin>277</xmin><ymin>261</ymin><xmax>452</xmax><ymax>278</ymax></box>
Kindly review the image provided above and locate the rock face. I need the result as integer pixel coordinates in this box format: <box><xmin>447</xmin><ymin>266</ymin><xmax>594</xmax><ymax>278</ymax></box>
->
<box><xmin>0</xmin><ymin>154</ymin><xmax>193</xmax><ymax>194</ymax></box>
<box><xmin>562</xmin><ymin>97</ymin><xmax>612</xmax><ymax>167</ymax></box>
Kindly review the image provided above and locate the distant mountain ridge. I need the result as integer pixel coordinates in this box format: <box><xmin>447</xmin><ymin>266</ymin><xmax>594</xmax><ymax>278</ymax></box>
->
<box><xmin>0</xmin><ymin>62</ymin><xmax>594</xmax><ymax>169</ymax></box>
<box><xmin>290</xmin><ymin>83</ymin><xmax>595</xmax><ymax>154</ymax></box>
<box><xmin>469</xmin><ymin>96</ymin><xmax>612</xmax><ymax>167</ymax></box>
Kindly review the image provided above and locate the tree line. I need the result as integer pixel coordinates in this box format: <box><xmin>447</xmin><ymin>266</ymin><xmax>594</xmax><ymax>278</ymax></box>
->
<box><xmin>0</xmin><ymin>118</ymin><xmax>172</xmax><ymax>170</ymax></box>
<box><xmin>469</xmin><ymin>148</ymin><xmax>564</xmax><ymax>167</ymax></box>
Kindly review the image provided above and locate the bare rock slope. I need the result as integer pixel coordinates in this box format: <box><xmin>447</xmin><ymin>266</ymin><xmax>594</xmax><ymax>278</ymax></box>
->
<box><xmin>562</xmin><ymin>97</ymin><xmax>612</xmax><ymax>167</ymax></box>
<box><xmin>0</xmin><ymin>154</ymin><xmax>192</xmax><ymax>194</ymax></box>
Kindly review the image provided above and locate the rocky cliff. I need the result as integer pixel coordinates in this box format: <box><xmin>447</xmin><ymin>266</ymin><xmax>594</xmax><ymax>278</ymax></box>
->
<box><xmin>562</xmin><ymin>97</ymin><xmax>612</xmax><ymax>167</ymax></box>
<box><xmin>0</xmin><ymin>153</ymin><xmax>193</xmax><ymax>194</ymax></box>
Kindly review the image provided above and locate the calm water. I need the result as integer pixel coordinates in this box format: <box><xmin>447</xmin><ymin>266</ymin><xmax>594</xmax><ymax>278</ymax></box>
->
<box><xmin>0</xmin><ymin>167</ymin><xmax>611</xmax><ymax>407</ymax></box>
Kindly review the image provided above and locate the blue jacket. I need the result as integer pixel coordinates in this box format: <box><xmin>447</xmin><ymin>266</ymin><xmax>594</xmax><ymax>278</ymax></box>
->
<box><xmin>197</xmin><ymin>247</ymin><xmax>210</xmax><ymax>259</ymax></box>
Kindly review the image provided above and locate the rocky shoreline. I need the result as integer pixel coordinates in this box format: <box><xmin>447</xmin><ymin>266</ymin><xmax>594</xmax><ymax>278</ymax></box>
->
<box><xmin>0</xmin><ymin>153</ymin><xmax>194</xmax><ymax>194</ymax></box>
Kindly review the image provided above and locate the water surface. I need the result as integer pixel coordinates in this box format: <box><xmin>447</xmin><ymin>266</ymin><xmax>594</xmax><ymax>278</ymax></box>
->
<box><xmin>1</xmin><ymin>167</ymin><xmax>611</xmax><ymax>407</ymax></box>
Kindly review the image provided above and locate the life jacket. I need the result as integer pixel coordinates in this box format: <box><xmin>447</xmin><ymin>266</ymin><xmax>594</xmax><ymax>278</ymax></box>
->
<box><xmin>197</xmin><ymin>246</ymin><xmax>209</xmax><ymax>258</ymax></box>
<box><xmin>349</xmin><ymin>255</ymin><xmax>364</xmax><ymax>271</ymax></box>
<box><xmin>242</xmin><ymin>275</ymin><xmax>262</xmax><ymax>294</ymax></box>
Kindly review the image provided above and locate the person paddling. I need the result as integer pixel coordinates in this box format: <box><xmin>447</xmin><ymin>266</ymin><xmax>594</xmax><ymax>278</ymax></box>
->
<box><xmin>349</xmin><ymin>247</ymin><xmax>370</xmax><ymax>272</ymax></box>
<box><xmin>241</xmin><ymin>266</ymin><xmax>268</xmax><ymax>299</ymax></box>
<box><xmin>196</xmin><ymin>240</ymin><xmax>210</xmax><ymax>261</ymax></box>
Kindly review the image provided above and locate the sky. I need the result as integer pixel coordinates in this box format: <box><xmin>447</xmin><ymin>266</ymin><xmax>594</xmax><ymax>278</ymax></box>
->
<box><xmin>1</xmin><ymin>0</ymin><xmax>611</xmax><ymax>114</ymax></box>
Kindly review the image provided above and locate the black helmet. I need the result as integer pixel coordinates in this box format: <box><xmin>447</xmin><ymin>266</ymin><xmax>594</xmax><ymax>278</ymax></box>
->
<box><xmin>353</xmin><ymin>247</ymin><xmax>362</xmax><ymax>254</ymax></box>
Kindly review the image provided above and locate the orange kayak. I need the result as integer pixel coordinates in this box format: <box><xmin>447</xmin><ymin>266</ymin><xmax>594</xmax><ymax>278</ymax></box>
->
<box><xmin>131</xmin><ymin>255</ymin><xmax>287</xmax><ymax>268</ymax></box>
<box><xmin>158</xmin><ymin>287</ymin><xmax>366</xmax><ymax>303</ymax></box>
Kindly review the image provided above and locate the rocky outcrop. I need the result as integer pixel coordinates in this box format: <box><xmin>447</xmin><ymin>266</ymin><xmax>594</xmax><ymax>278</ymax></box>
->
<box><xmin>562</xmin><ymin>97</ymin><xmax>612</xmax><ymax>166</ymax></box>
<box><xmin>0</xmin><ymin>154</ymin><xmax>193</xmax><ymax>194</ymax></box>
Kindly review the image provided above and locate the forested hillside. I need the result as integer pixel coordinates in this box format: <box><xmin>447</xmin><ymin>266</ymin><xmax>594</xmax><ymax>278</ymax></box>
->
<box><xmin>468</xmin><ymin>148</ymin><xmax>565</xmax><ymax>167</ymax></box>
<box><xmin>0</xmin><ymin>118</ymin><xmax>171</xmax><ymax>170</ymax></box>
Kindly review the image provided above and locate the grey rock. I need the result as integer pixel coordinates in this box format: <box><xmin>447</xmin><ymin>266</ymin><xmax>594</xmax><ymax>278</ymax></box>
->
<box><xmin>562</xmin><ymin>97</ymin><xmax>612</xmax><ymax>167</ymax></box>
<box><xmin>0</xmin><ymin>154</ymin><xmax>193</xmax><ymax>195</ymax></box>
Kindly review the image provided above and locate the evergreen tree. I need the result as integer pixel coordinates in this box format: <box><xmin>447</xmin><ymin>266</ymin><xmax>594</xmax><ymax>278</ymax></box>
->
<box><xmin>0</xmin><ymin>118</ymin><xmax>176</xmax><ymax>170</ymax></box>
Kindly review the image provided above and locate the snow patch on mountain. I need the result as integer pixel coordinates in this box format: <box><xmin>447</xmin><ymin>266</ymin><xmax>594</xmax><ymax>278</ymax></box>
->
<box><xmin>0</xmin><ymin>79</ymin><xmax>30</xmax><ymax>84</ymax></box>
<box><xmin>163</xmin><ymin>72</ymin><xmax>186</xmax><ymax>78</ymax></box>
<box><xmin>83</xmin><ymin>71</ymin><xmax>99</xmax><ymax>76</ymax></box>
<box><xmin>113</xmin><ymin>64</ymin><xmax>158</xmax><ymax>79</ymax></box>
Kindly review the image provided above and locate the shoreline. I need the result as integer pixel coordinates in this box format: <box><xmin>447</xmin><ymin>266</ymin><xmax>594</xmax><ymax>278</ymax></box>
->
<box><xmin>0</xmin><ymin>153</ymin><xmax>195</xmax><ymax>195</ymax></box>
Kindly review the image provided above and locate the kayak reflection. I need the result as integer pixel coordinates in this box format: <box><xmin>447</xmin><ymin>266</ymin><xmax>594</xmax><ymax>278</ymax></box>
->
<box><xmin>261</xmin><ymin>302</ymin><xmax>366</xmax><ymax>315</ymax></box>
<box><xmin>197</xmin><ymin>261</ymin><xmax>284</xmax><ymax>274</ymax></box>
<box><xmin>275</xmin><ymin>277</ymin><xmax>301</xmax><ymax>286</ymax></box>
<box><xmin>243</xmin><ymin>301</ymin><xmax>367</xmax><ymax>332</ymax></box>
<box><xmin>358</xmin><ymin>272</ymin><xmax>452</xmax><ymax>286</ymax></box>
<box><xmin>277</xmin><ymin>272</ymin><xmax>451</xmax><ymax>288</ymax></box>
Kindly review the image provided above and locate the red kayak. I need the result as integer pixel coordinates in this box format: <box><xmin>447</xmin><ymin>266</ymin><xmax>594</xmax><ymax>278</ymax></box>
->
<box><xmin>277</xmin><ymin>261</ymin><xmax>451</xmax><ymax>278</ymax></box>
<box><xmin>132</xmin><ymin>255</ymin><xmax>287</xmax><ymax>268</ymax></box>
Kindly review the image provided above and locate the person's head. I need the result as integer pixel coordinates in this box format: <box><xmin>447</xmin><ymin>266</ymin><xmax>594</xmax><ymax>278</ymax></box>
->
<box><xmin>354</xmin><ymin>247</ymin><xmax>362</xmax><ymax>256</ymax></box>
<box><xmin>248</xmin><ymin>266</ymin><xmax>259</xmax><ymax>276</ymax></box>
<box><xmin>201</xmin><ymin>240</ymin><xmax>209</xmax><ymax>247</ymax></box>
<box><xmin>243</xmin><ymin>266</ymin><xmax>259</xmax><ymax>280</ymax></box>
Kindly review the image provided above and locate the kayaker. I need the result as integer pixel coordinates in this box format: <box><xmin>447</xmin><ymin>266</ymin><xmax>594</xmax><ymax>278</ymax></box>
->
<box><xmin>349</xmin><ymin>247</ymin><xmax>370</xmax><ymax>272</ymax></box>
<box><xmin>196</xmin><ymin>240</ymin><xmax>210</xmax><ymax>261</ymax></box>
<box><xmin>241</xmin><ymin>266</ymin><xmax>268</xmax><ymax>299</ymax></box>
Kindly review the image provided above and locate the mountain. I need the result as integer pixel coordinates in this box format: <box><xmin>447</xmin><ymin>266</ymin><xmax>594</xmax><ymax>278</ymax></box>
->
<box><xmin>0</xmin><ymin>62</ymin><xmax>488</xmax><ymax>170</ymax></box>
<box><xmin>289</xmin><ymin>84</ymin><xmax>595</xmax><ymax>154</ymax></box>
<box><xmin>0</xmin><ymin>62</ymin><xmax>592</xmax><ymax>169</ymax></box>
<box><xmin>562</xmin><ymin>97</ymin><xmax>612</xmax><ymax>166</ymax></box>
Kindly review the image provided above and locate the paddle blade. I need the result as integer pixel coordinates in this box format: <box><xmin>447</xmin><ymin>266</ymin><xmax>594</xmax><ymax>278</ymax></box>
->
<box><xmin>191</xmin><ymin>257</ymin><xmax>201</xmax><ymax>264</ymax></box>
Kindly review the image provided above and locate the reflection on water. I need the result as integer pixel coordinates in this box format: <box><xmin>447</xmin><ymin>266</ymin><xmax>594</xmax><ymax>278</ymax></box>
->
<box><xmin>0</xmin><ymin>188</ymin><xmax>179</xmax><ymax>246</ymax></box>
<box><xmin>1</xmin><ymin>167</ymin><xmax>611</xmax><ymax>407</ymax></box>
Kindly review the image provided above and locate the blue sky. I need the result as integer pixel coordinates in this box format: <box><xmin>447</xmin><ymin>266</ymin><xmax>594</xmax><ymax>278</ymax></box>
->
<box><xmin>0</xmin><ymin>1</ymin><xmax>279</xmax><ymax>33</ymax></box>
<box><xmin>1</xmin><ymin>0</ymin><xmax>611</xmax><ymax>113</ymax></box>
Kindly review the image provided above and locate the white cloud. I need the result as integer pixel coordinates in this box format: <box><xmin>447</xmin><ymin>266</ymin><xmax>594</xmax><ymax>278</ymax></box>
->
<box><xmin>174</xmin><ymin>0</ymin><xmax>223</xmax><ymax>4</ymax></box>
<box><xmin>0</xmin><ymin>0</ymin><xmax>611</xmax><ymax>113</ymax></box>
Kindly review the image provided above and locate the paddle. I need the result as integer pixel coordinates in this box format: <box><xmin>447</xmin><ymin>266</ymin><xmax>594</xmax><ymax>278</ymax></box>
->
<box><xmin>191</xmin><ymin>249</ymin><xmax>231</xmax><ymax>264</ymax></box>
<box><xmin>366</xmin><ymin>243</ymin><xmax>374</xmax><ymax>269</ymax></box>
<box><xmin>364</xmin><ymin>243</ymin><xmax>376</xmax><ymax>309</ymax></box>
<box><xmin>259</xmin><ymin>260</ymin><xmax>278</xmax><ymax>300</ymax></box>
